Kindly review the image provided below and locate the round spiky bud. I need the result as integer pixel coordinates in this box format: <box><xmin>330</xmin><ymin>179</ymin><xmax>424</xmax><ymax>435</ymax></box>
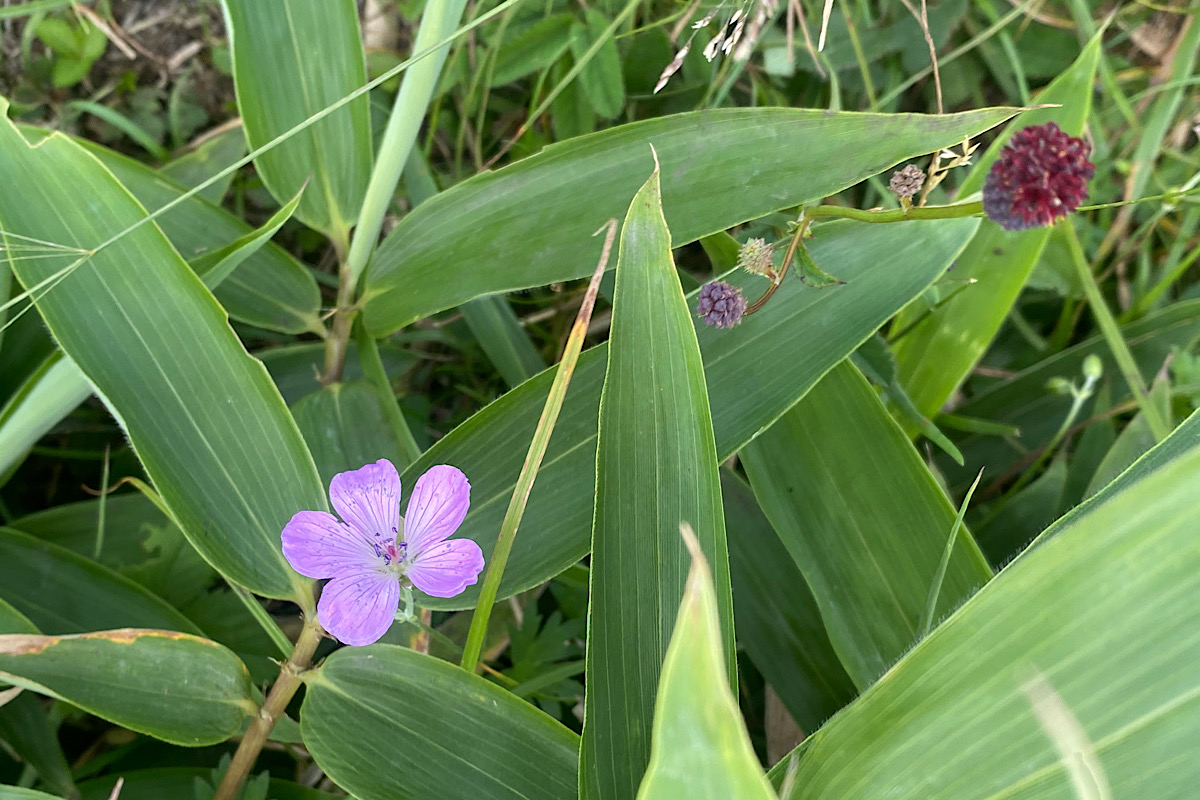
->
<box><xmin>736</xmin><ymin>237</ymin><xmax>775</xmax><ymax>277</ymax></box>
<box><xmin>982</xmin><ymin>122</ymin><xmax>1095</xmax><ymax>232</ymax></box>
<box><xmin>696</xmin><ymin>280</ymin><xmax>747</xmax><ymax>329</ymax></box>
<box><xmin>889</xmin><ymin>164</ymin><xmax>926</xmax><ymax>200</ymax></box>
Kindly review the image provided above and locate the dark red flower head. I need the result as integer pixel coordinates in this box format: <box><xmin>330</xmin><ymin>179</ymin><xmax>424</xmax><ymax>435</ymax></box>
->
<box><xmin>982</xmin><ymin>122</ymin><xmax>1094</xmax><ymax>231</ymax></box>
<box><xmin>696</xmin><ymin>280</ymin><xmax>746</xmax><ymax>329</ymax></box>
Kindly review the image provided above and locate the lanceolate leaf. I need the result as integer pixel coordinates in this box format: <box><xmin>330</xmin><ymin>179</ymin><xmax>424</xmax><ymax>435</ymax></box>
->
<box><xmin>742</xmin><ymin>361</ymin><xmax>993</xmax><ymax>688</ymax></box>
<box><xmin>0</xmin><ymin>110</ymin><xmax>325</xmax><ymax>602</ymax></box>
<box><xmin>301</xmin><ymin>645</ymin><xmax>578</xmax><ymax>800</ymax></box>
<box><xmin>892</xmin><ymin>36</ymin><xmax>1101</xmax><ymax>418</ymax></box>
<box><xmin>770</xmin><ymin>445</ymin><xmax>1200</xmax><ymax>799</ymax></box>
<box><xmin>722</xmin><ymin>471</ymin><xmax>857</xmax><ymax>733</ymax></box>
<box><xmin>16</xmin><ymin>124</ymin><xmax>323</xmax><ymax>335</ymax></box>
<box><xmin>291</xmin><ymin>381</ymin><xmax>405</xmax><ymax>487</ymax></box>
<box><xmin>159</xmin><ymin>122</ymin><xmax>248</xmax><ymax>205</ymax></box>
<box><xmin>580</xmin><ymin>165</ymin><xmax>733</xmax><ymax>800</ymax></box>
<box><xmin>77</xmin><ymin>770</ymin><xmax>341</xmax><ymax>800</ymax></box>
<box><xmin>0</xmin><ymin>528</ymin><xmax>200</xmax><ymax>635</ymax></box>
<box><xmin>636</xmin><ymin>534</ymin><xmax>775</xmax><ymax>800</ymax></box>
<box><xmin>363</xmin><ymin>107</ymin><xmax>1017</xmax><ymax>333</ymax></box>
<box><xmin>0</xmin><ymin>630</ymin><xmax>255</xmax><ymax>747</ymax></box>
<box><xmin>406</xmin><ymin>217</ymin><xmax>979</xmax><ymax>610</ymax></box>
<box><xmin>221</xmin><ymin>0</ymin><xmax>372</xmax><ymax>241</ymax></box>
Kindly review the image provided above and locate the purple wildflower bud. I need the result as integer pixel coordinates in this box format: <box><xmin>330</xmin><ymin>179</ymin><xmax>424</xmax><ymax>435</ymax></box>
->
<box><xmin>982</xmin><ymin>122</ymin><xmax>1095</xmax><ymax>232</ymax></box>
<box><xmin>281</xmin><ymin>459</ymin><xmax>484</xmax><ymax>646</ymax></box>
<box><xmin>696</xmin><ymin>280</ymin><xmax>747</xmax><ymax>329</ymax></box>
<box><xmin>889</xmin><ymin>164</ymin><xmax>926</xmax><ymax>200</ymax></box>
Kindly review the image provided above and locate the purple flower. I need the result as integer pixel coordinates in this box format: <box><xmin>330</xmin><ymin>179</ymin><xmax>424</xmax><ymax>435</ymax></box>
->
<box><xmin>982</xmin><ymin>122</ymin><xmax>1094</xmax><ymax>231</ymax></box>
<box><xmin>281</xmin><ymin>459</ymin><xmax>484</xmax><ymax>646</ymax></box>
<box><xmin>696</xmin><ymin>280</ymin><xmax>747</xmax><ymax>329</ymax></box>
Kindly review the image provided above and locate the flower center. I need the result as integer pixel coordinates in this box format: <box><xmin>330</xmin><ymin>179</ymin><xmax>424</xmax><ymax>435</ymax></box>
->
<box><xmin>373</xmin><ymin>526</ymin><xmax>408</xmax><ymax>568</ymax></box>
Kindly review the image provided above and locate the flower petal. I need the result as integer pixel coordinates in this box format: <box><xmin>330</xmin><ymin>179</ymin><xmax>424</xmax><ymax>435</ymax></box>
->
<box><xmin>403</xmin><ymin>465</ymin><xmax>471</xmax><ymax>554</ymax></box>
<box><xmin>408</xmin><ymin>538</ymin><xmax>485</xmax><ymax>598</ymax></box>
<box><xmin>317</xmin><ymin>571</ymin><xmax>399</xmax><ymax>646</ymax></box>
<box><xmin>281</xmin><ymin>510</ymin><xmax>375</xmax><ymax>579</ymax></box>
<box><xmin>330</xmin><ymin>459</ymin><xmax>401</xmax><ymax>538</ymax></box>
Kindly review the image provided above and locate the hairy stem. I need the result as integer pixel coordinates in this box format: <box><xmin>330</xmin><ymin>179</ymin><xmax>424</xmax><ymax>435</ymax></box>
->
<box><xmin>213</xmin><ymin>620</ymin><xmax>324</xmax><ymax>800</ymax></box>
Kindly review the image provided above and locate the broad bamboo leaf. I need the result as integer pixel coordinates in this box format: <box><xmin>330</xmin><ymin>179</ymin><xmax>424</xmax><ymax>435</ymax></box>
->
<box><xmin>771</xmin><ymin>444</ymin><xmax>1200</xmax><ymax>799</ymax></box>
<box><xmin>363</xmin><ymin>107</ymin><xmax>1018</xmax><ymax>333</ymax></box>
<box><xmin>460</xmin><ymin>296</ymin><xmax>546</xmax><ymax>388</ymax></box>
<box><xmin>0</xmin><ymin>788</ymin><xmax>59</xmax><ymax>799</ymax></box>
<box><xmin>0</xmin><ymin>599</ymin><xmax>36</xmax><ymax>636</ymax></box>
<box><xmin>892</xmin><ymin>36</ymin><xmax>1101</xmax><ymax>418</ymax></box>
<box><xmin>0</xmin><ymin>630</ymin><xmax>254</xmax><ymax>747</ymax></box>
<box><xmin>722</xmin><ymin>471</ymin><xmax>856</xmax><ymax>733</ymax></box>
<box><xmin>16</xmin><ymin>124</ymin><xmax>323</xmax><ymax>335</ymax></box>
<box><xmin>291</xmin><ymin>381</ymin><xmax>405</xmax><ymax>487</ymax></box>
<box><xmin>12</xmin><ymin>493</ymin><xmax>172</xmax><ymax>572</ymax></box>
<box><xmin>78</xmin><ymin>769</ymin><xmax>340</xmax><ymax>800</ymax></box>
<box><xmin>0</xmin><ymin>352</ymin><xmax>88</xmax><ymax>479</ymax></box>
<box><xmin>221</xmin><ymin>0</ymin><xmax>372</xmax><ymax>240</ymax></box>
<box><xmin>580</xmin><ymin>165</ymin><xmax>733</xmax><ymax>800</ymax></box>
<box><xmin>406</xmin><ymin>217</ymin><xmax>979</xmax><ymax>610</ymax></box>
<box><xmin>190</xmin><ymin>189</ymin><xmax>303</xmax><ymax>289</ymax></box>
<box><xmin>742</xmin><ymin>361</ymin><xmax>993</xmax><ymax>688</ymax></box>
<box><xmin>0</xmin><ymin>693</ymin><xmax>75</xmax><ymax>798</ymax></box>
<box><xmin>301</xmin><ymin>645</ymin><xmax>578</xmax><ymax>800</ymax></box>
<box><xmin>0</xmin><ymin>528</ymin><xmax>200</xmax><ymax>635</ymax></box>
<box><xmin>159</xmin><ymin>123</ymin><xmax>248</xmax><ymax>205</ymax></box>
<box><xmin>0</xmin><ymin>110</ymin><xmax>325</xmax><ymax>602</ymax></box>
<box><xmin>636</xmin><ymin>533</ymin><xmax>775</xmax><ymax>800</ymax></box>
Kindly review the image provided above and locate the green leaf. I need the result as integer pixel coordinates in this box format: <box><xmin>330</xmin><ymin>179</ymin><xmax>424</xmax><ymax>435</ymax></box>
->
<box><xmin>975</xmin><ymin>456</ymin><xmax>1068</xmax><ymax>564</ymax></box>
<box><xmin>635</xmin><ymin>530</ymin><xmax>775</xmax><ymax>800</ymax></box>
<box><xmin>221</xmin><ymin>0</ymin><xmax>372</xmax><ymax>240</ymax></box>
<box><xmin>722</xmin><ymin>471</ymin><xmax>856</xmax><ymax>734</ymax></box>
<box><xmin>942</xmin><ymin>299</ymin><xmax>1200</xmax><ymax>494</ymax></box>
<box><xmin>1082</xmin><ymin>378</ymin><xmax>1172</xmax><ymax>499</ymax></box>
<box><xmin>892</xmin><ymin>35</ymin><xmax>1101</xmax><ymax>418</ymax></box>
<box><xmin>742</xmin><ymin>361</ymin><xmax>993</xmax><ymax>688</ymax></box>
<box><xmin>160</xmin><ymin>123</ymin><xmax>249</xmax><ymax>205</ymax></box>
<box><xmin>0</xmin><ymin>352</ymin><xmax>88</xmax><ymax>479</ymax></box>
<box><xmin>0</xmin><ymin>630</ymin><xmax>254</xmax><ymax>747</ymax></box>
<box><xmin>460</xmin><ymin>296</ymin><xmax>546</xmax><ymax>388</ymax></box>
<box><xmin>78</xmin><ymin>769</ymin><xmax>341</xmax><ymax>800</ymax></box>
<box><xmin>580</xmin><ymin>164</ymin><xmax>733</xmax><ymax>800</ymax></box>
<box><xmin>34</xmin><ymin>18</ymin><xmax>79</xmax><ymax>56</ymax></box>
<box><xmin>0</xmin><ymin>598</ymin><xmax>36</xmax><ymax>636</ymax></box>
<box><xmin>291</xmin><ymin>381</ymin><xmax>405</xmax><ymax>487</ymax></box>
<box><xmin>771</xmin><ymin>443</ymin><xmax>1200</xmax><ymax>799</ymax></box>
<box><xmin>570</xmin><ymin>10</ymin><xmax>625</xmax><ymax>120</ymax></box>
<box><xmin>0</xmin><ymin>788</ymin><xmax>61</xmax><ymax>800</ymax></box>
<box><xmin>0</xmin><ymin>528</ymin><xmax>201</xmax><ymax>635</ymax></box>
<box><xmin>549</xmin><ymin>56</ymin><xmax>597</xmax><ymax>140</ymax></box>
<box><xmin>363</xmin><ymin>106</ymin><xmax>1019</xmax><ymax>334</ymax></box>
<box><xmin>301</xmin><ymin>645</ymin><xmax>578</xmax><ymax>800</ymax></box>
<box><xmin>0</xmin><ymin>112</ymin><xmax>325</xmax><ymax>603</ymax></box>
<box><xmin>0</xmin><ymin>693</ymin><xmax>76</xmax><ymax>798</ymax></box>
<box><xmin>23</xmin><ymin>126</ymin><xmax>324</xmax><ymax>335</ymax></box>
<box><xmin>405</xmin><ymin>216</ymin><xmax>979</xmax><ymax>610</ymax></box>
<box><xmin>489</xmin><ymin>13</ymin><xmax>575</xmax><ymax>86</ymax></box>
<box><xmin>12</xmin><ymin>493</ymin><xmax>171</xmax><ymax>571</ymax></box>
<box><xmin>190</xmin><ymin>188</ymin><xmax>303</xmax><ymax>289</ymax></box>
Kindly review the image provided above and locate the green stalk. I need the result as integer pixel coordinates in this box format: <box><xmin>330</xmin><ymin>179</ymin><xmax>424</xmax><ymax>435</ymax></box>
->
<box><xmin>1064</xmin><ymin>222</ymin><xmax>1171</xmax><ymax>441</ymax></box>
<box><xmin>344</xmin><ymin>0</ymin><xmax>469</xmax><ymax>290</ymax></box>
<box><xmin>460</xmin><ymin>221</ymin><xmax>618</xmax><ymax>674</ymax></box>
<box><xmin>355</xmin><ymin>320</ymin><xmax>422</xmax><ymax>468</ymax></box>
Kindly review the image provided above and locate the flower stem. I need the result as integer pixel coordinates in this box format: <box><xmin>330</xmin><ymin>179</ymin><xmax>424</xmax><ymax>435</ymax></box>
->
<box><xmin>1063</xmin><ymin>221</ymin><xmax>1172</xmax><ymax>442</ymax></box>
<box><xmin>460</xmin><ymin>221</ymin><xmax>618</xmax><ymax>674</ymax></box>
<box><xmin>213</xmin><ymin>619</ymin><xmax>324</xmax><ymax>800</ymax></box>
<box><xmin>805</xmin><ymin>200</ymin><xmax>983</xmax><ymax>223</ymax></box>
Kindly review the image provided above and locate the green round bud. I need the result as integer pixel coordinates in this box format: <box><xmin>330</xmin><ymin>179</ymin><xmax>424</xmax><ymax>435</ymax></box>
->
<box><xmin>1082</xmin><ymin>354</ymin><xmax>1103</xmax><ymax>381</ymax></box>
<box><xmin>1045</xmin><ymin>377</ymin><xmax>1072</xmax><ymax>396</ymax></box>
